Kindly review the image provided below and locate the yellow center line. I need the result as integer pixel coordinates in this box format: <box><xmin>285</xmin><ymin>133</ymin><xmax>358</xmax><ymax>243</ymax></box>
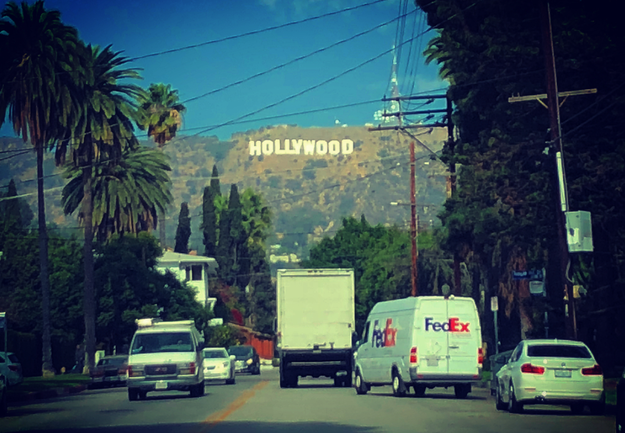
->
<box><xmin>199</xmin><ymin>381</ymin><xmax>268</xmax><ymax>432</ymax></box>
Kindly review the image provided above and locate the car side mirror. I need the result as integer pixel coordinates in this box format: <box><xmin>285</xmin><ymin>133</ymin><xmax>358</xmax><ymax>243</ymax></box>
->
<box><xmin>230</xmin><ymin>355</ymin><xmax>236</xmax><ymax>361</ymax></box>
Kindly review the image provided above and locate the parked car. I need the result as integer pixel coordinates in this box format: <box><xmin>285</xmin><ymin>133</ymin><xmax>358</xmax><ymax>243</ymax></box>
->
<box><xmin>228</xmin><ymin>345</ymin><xmax>261</xmax><ymax>375</ymax></box>
<box><xmin>489</xmin><ymin>350</ymin><xmax>514</xmax><ymax>396</ymax></box>
<box><xmin>617</xmin><ymin>366</ymin><xmax>624</xmax><ymax>433</ymax></box>
<box><xmin>495</xmin><ymin>339</ymin><xmax>604</xmax><ymax>414</ymax></box>
<box><xmin>203</xmin><ymin>348</ymin><xmax>236</xmax><ymax>384</ymax></box>
<box><xmin>90</xmin><ymin>355</ymin><xmax>128</xmax><ymax>388</ymax></box>
<box><xmin>0</xmin><ymin>373</ymin><xmax>7</xmax><ymax>417</ymax></box>
<box><xmin>0</xmin><ymin>352</ymin><xmax>23</xmax><ymax>387</ymax></box>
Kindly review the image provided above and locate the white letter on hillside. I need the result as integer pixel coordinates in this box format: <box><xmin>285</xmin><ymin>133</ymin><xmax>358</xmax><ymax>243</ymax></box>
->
<box><xmin>275</xmin><ymin>139</ymin><xmax>287</xmax><ymax>155</ymax></box>
<box><xmin>316</xmin><ymin>140</ymin><xmax>328</xmax><ymax>155</ymax></box>
<box><xmin>291</xmin><ymin>139</ymin><xmax>302</xmax><ymax>154</ymax></box>
<box><xmin>329</xmin><ymin>140</ymin><xmax>340</xmax><ymax>155</ymax></box>
<box><xmin>249</xmin><ymin>140</ymin><xmax>261</xmax><ymax>156</ymax></box>
<box><xmin>262</xmin><ymin>140</ymin><xmax>274</xmax><ymax>155</ymax></box>
<box><xmin>342</xmin><ymin>139</ymin><xmax>354</xmax><ymax>154</ymax></box>
<box><xmin>303</xmin><ymin>140</ymin><xmax>315</xmax><ymax>155</ymax></box>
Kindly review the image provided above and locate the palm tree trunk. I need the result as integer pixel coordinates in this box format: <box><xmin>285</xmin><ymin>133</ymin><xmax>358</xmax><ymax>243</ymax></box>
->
<box><xmin>82</xmin><ymin>165</ymin><xmax>96</xmax><ymax>374</ymax></box>
<box><xmin>159</xmin><ymin>209</ymin><xmax>166</xmax><ymax>248</ymax></box>
<box><xmin>37</xmin><ymin>145</ymin><xmax>55</xmax><ymax>377</ymax></box>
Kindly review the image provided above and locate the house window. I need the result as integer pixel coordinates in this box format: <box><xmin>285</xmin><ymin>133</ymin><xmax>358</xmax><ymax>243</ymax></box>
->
<box><xmin>185</xmin><ymin>265</ymin><xmax>202</xmax><ymax>281</ymax></box>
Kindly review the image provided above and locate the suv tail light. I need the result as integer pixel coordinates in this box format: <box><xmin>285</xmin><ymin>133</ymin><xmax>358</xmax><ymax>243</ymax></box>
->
<box><xmin>127</xmin><ymin>365</ymin><xmax>144</xmax><ymax>377</ymax></box>
<box><xmin>409</xmin><ymin>347</ymin><xmax>418</xmax><ymax>364</ymax></box>
<box><xmin>180</xmin><ymin>362</ymin><xmax>196</xmax><ymax>375</ymax></box>
<box><xmin>520</xmin><ymin>363</ymin><xmax>545</xmax><ymax>374</ymax></box>
<box><xmin>581</xmin><ymin>364</ymin><xmax>602</xmax><ymax>376</ymax></box>
<box><xmin>478</xmin><ymin>348</ymin><xmax>484</xmax><ymax>366</ymax></box>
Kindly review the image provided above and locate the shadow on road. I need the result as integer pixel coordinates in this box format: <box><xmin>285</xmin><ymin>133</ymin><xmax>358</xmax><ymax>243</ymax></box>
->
<box><xmin>366</xmin><ymin>391</ymin><xmax>487</xmax><ymax>401</ymax></box>
<box><xmin>4</xmin><ymin>421</ymin><xmax>380</xmax><ymax>433</ymax></box>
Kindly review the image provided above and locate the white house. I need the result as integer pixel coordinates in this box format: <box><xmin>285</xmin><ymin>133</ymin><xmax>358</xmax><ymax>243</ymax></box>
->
<box><xmin>156</xmin><ymin>250</ymin><xmax>219</xmax><ymax>310</ymax></box>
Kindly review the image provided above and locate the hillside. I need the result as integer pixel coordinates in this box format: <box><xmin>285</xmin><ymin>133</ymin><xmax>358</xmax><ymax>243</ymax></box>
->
<box><xmin>0</xmin><ymin>124</ymin><xmax>450</xmax><ymax>262</ymax></box>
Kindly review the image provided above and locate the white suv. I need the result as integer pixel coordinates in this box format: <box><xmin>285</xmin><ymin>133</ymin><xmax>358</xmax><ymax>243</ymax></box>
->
<box><xmin>126</xmin><ymin>319</ymin><xmax>205</xmax><ymax>401</ymax></box>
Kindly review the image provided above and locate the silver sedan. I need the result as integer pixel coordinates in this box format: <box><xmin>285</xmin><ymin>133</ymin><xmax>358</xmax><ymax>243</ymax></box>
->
<box><xmin>495</xmin><ymin>339</ymin><xmax>604</xmax><ymax>414</ymax></box>
<box><xmin>202</xmin><ymin>348</ymin><xmax>236</xmax><ymax>385</ymax></box>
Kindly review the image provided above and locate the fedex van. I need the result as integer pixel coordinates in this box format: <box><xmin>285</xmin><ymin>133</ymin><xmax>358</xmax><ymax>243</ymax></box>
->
<box><xmin>353</xmin><ymin>296</ymin><xmax>483</xmax><ymax>398</ymax></box>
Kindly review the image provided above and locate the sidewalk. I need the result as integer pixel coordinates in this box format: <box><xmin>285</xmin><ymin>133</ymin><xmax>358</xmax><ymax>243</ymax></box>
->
<box><xmin>9</xmin><ymin>384</ymin><xmax>88</xmax><ymax>403</ymax></box>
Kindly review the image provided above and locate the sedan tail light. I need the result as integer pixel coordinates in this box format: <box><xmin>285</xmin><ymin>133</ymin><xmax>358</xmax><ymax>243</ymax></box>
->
<box><xmin>520</xmin><ymin>363</ymin><xmax>545</xmax><ymax>374</ymax></box>
<box><xmin>581</xmin><ymin>364</ymin><xmax>602</xmax><ymax>376</ymax></box>
<box><xmin>409</xmin><ymin>347</ymin><xmax>418</xmax><ymax>364</ymax></box>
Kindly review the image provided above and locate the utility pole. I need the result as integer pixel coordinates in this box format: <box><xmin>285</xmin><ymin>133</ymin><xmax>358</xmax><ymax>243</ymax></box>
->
<box><xmin>446</xmin><ymin>96</ymin><xmax>462</xmax><ymax>296</ymax></box>
<box><xmin>410</xmin><ymin>140</ymin><xmax>418</xmax><ymax>297</ymax></box>
<box><xmin>509</xmin><ymin>2</ymin><xmax>595</xmax><ymax>340</ymax></box>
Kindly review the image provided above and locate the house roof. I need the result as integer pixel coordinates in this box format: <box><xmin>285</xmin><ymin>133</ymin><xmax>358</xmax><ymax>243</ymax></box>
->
<box><xmin>157</xmin><ymin>250</ymin><xmax>219</xmax><ymax>273</ymax></box>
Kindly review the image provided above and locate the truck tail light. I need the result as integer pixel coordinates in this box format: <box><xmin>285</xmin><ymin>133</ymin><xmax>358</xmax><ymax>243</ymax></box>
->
<box><xmin>581</xmin><ymin>364</ymin><xmax>602</xmax><ymax>376</ymax></box>
<box><xmin>478</xmin><ymin>348</ymin><xmax>484</xmax><ymax>366</ymax></box>
<box><xmin>520</xmin><ymin>363</ymin><xmax>545</xmax><ymax>374</ymax></box>
<box><xmin>409</xmin><ymin>347</ymin><xmax>418</xmax><ymax>364</ymax></box>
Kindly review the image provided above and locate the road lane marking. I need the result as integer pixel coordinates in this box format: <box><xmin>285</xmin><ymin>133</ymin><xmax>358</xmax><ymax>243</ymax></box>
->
<box><xmin>199</xmin><ymin>381</ymin><xmax>268</xmax><ymax>432</ymax></box>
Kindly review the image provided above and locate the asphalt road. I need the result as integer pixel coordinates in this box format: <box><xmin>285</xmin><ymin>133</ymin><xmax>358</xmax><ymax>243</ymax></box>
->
<box><xmin>0</xmin><ymin>369</ymin><xmax>617</xmax><ymax>433</ymax></box>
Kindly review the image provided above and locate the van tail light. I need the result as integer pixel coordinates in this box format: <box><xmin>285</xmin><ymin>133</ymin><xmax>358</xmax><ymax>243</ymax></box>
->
<box><xmin>478</xmin><ymin>348</ymin><xmax>484</xmax><ymax>367</ymax></box>
<box><xmin>520</xmin><ymin>363</ymin><xmax>545</xmax><ymax>374</ymax></box>
<box><xmin>581</xmin><ymin>364</ymin><xmax>602</xmax><ymax>376</ymax></box>
<box><xmin>409</xmin><ymin>347</ymin><xmax>418</xmax><ymax>364</ymax></box>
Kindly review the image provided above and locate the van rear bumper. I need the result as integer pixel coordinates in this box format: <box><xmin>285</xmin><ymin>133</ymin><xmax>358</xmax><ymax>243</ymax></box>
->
<box><xmin>408</xmin><ymin>368</ymin><xmax>479</xmax><ymax>385</ymax></box>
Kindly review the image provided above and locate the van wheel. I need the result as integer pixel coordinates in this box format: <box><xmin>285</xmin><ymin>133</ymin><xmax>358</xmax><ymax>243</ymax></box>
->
<box><xmin>454</xmin><ymin>384</ymin><xmax>470</xmax><ymax>399</ymax></box>
<box><xmin>392</xmin><ymin>371</ymin><xmax>406</xmax><ymax>397</ymax></box>
<box><xmin>413</xmin><ymin>384</ymin><xmax>426</xmax><ymax>397</ymax></box>
<box><xmin>333</xmin><ymin>377</ymin><xmax>342</xmax><ymax>387</ymax></box>
<box><xmin>355</xmin><ymin>369</ymin><xmax>368</xmax><ymax>395</ymax></box>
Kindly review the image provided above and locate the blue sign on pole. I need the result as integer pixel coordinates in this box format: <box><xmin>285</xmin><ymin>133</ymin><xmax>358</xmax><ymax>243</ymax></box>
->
<box><xmin>512</xmin><ymin>269</ymin><xmax>544</xmax><ymax>281</ymax></box>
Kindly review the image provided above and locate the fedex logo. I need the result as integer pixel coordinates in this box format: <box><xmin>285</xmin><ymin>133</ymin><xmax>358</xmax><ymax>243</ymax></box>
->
<box><xmin>371</xmin><ymin>318</ymin><xmax>397</xmax><ymax>348</ymax></box>
<box><xmin>425</xmin><ymin>317</ymin><xmax>470</xmax><ymax>333</ymax></box>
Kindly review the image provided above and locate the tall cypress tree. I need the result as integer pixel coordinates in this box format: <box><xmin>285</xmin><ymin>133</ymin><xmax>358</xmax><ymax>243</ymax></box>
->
<box><xmin>174</xmin><ymin>202</ymin><xmax>191</xmax><ymax>254</ymax></box>
<box><xmin>216</xmin><ymin>198</ymin><xmax>233</xmax><ymax>284</ymax></box>
<box><xmin>228</xmin><ymin>185</ymin><xmax>247</xmax><ymax>288</ymax></box>
<box><xmin>201</xmin><ymin>186</ymin><xmax>217</xmax><ymax>257</ymax></box>
<box><xmin>210</xmin><ymin>165</ymin><xmax>221</xmax><ymax>198</ymax></box>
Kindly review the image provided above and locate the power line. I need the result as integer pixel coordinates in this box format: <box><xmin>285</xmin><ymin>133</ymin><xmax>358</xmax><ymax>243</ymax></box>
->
<box><xmin>128</xmin><ymin>0</ymin><xmax>386</xmax><ymax>62</ymax></box>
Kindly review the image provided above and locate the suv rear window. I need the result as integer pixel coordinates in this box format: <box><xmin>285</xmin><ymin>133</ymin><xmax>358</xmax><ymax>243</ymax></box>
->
<box><xmin>131</xmin><ymin>332</ymin><xmax>194</xmax><ymax>354</ymax></box>
<box><xmin>527</xmin><ymin>344</ymin><xmax>591</xmax><ymax>358</ymax></box>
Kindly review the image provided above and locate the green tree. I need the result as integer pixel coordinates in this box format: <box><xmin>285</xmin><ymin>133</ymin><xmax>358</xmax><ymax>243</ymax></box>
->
<box><xmin>174</xmin><ymin>202</ymin><xmax>191</xmax><ymax>254</ymax></box>
<box><xmin>94</xmin><ymin>233</ymin><xmax>209</xmax><ymax>353</ymax></box>
<box><xmin>55</xmin><ymin>43</ymin><xmax>142</xmax><ymax>373</ymax></box>
<box><xmin>201</xmin><ymin>185</ymin><xmax>218</xmax><ymax>257</ymax></box>
<box><xmin>61</xmin><ymin>146</ymin><xmax>173</xmax><ymax>242</ymax></box>
<box><xmin>0</xmin><ymin>1</ymin><xmax>82</xmax><ymax>375</ymax></box>
<box><xmin>0</xmin><ymin>179</ymin><xmax>22</xmax><ymax>250</ymax></box>
<box><xmin>216</xmin><ymin>196</ymin><xmax>233</xmax><ymax>284</ymax></box>
<box><xmin>210</xmin><ymin>165</ymin><xmax>221</xmax><ymax>198</ymax></box>
<box><xmin>137</xmin><ymin>83</ymin><xmax>186</xmax><ymax>248</ymax></box>
<box><xmin>228</xmin><ymin>185</ymin><xmax>247</xmax><ymax>287</ymax></box>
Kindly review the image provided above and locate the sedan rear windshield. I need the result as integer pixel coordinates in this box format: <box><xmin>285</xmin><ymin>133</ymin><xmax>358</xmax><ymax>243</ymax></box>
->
<box><xmin>527</xmin><ymin>344</ymin><xmax>591</xmax><ymax>358</ymax></box>
<box><xmin>131</xmin><ymin>332</ymin><xmax>194</xmax><ymax>354</ymax></box>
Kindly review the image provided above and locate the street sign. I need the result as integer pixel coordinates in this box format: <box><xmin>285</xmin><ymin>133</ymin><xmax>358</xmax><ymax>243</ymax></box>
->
<box><xmin>512</xmin><ymin>269</ymin><xmax>544</xmax><ymax>281</ymax></box>
<box><xmin>491</xmin><ymin>296</ymin><xmax>498</xmax><ymax>312</ymax></box>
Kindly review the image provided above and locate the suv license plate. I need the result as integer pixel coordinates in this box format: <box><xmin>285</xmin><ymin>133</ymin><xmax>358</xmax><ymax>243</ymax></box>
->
<box><xmin>155</xmin><ymin>381</ymin><xmax>168</xmax><ymax>390</ymax></box>
<box><xmin>555</xmin><ymin>370</ymin><xmax>572</xmax><ymax>378</ymax></box>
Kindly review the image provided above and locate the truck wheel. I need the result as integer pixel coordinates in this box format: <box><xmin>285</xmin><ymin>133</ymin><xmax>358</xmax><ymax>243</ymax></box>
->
<box><xmin>392</xmin><ymin>371</ymin><xmax>406</xmax><ymax>397</ymax></box>
<box><xmin>289</xmin><ymin>374</ymin><xmax>298</xmax><ymax>388</ymax></box>
<box><xmin>454</xmin><ymin>384</ymin><xmax>470</xmax><ymax>399</ymax></box>
<box><xmin>128</xmin><ymin>388</ymin><xmax>139</xmax><ymax>401</ymax></box>
<box><xmin>333</xmin><ymin>377</ymin><xmax>342</xmax><ymax>387</ymax></box>
<box><xmin>355</xmin><ymin>370</ymin><xmax>368</xmax><ymax>395</ymax></box>
<box><xmin>343</xmin><ymin>373</ymin><xmax>352</xmax><ymax>388</ymax></box>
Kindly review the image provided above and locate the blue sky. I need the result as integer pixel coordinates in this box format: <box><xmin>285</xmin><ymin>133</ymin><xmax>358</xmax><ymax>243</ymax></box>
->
<box><xmin>1</xmin><ymin>0</ymin><xmax>446</xmax><ymax>141</ymax></box>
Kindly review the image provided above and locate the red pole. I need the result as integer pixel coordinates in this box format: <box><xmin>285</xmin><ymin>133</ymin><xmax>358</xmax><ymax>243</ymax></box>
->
<box><xmin>410</xmin><ymin>141</ymin><xmax>418</xmax><ymax>297</ymax></box>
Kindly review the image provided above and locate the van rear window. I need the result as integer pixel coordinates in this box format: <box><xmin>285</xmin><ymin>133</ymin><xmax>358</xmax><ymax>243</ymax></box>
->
<box><xmin>527</xmin><ymin>345</ymin><xmax>591</xmax><ymax>358</ymax></box>
<box><xmin>131</xmin><ymin>332</ymin><xmax>194</xmax><ymax>354</ymax></box>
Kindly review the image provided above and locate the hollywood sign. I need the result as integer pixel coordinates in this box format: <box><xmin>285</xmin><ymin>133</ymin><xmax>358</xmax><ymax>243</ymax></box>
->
<box><xmin>249</xmin><ymin>139</ymin><xmax>354</xmax><ymax>156</ymax></box>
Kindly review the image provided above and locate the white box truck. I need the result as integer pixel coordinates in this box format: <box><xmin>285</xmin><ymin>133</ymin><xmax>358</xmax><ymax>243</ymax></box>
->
<box><xmin>276</xmin><ymin>268</ymin><xmax>356</xmax><ymax>388</ymax></box>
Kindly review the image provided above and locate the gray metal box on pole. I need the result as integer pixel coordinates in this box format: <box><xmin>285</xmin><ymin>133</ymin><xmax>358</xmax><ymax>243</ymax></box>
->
<box><xmin>565</xmin><ymin>211</ymin><xmax>593</xmax><ymax>253</ymax></box>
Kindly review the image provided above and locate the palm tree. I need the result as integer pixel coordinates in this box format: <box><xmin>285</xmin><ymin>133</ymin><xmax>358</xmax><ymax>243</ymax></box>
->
<box><xmin>137</xmin><ymin>83</ymin><xmax>186</xmax><ymax>248</ymax></box>
<box><xmin>56</xmin><ymin>43</ymin><xmax>142</xmax><ymax>373</ymax></box>
<box><xmin>61</xmin><ymin>146</ymin><xmax>173</xmax><ymax>242</ymax></box>
<box><xmin>0</xmin><ymin>1</ymin><xmax>82</xmax><ymax>376</ymax></box>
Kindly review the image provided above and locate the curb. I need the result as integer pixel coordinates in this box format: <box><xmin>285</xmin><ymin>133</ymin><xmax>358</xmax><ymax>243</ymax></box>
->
<box><xmin>9</xmin><ymin>384</ymin><xmax>87</xmax><ymax>402</ymax></box>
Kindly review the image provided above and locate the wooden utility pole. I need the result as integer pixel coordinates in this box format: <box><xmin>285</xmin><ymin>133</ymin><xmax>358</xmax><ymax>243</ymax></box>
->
<box><xmin>410</xmin><ymin>140</ymin><xmax>418</xmax><ymax>297</ymax></box>
<box><xmin>509</xmin><ymin>2</ymin><xmax>595</xmax><ymax>339</ymax></box>
<box><xmin>446</xmin><ymin>96</ymin><xmax>462</xmax><ymax>296</ymax></box>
